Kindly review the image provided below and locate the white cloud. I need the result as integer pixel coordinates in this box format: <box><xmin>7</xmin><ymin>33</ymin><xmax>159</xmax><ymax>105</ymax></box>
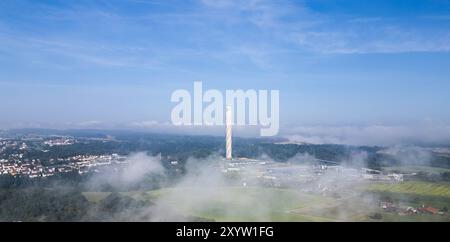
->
<box><xmin>2</xmin><ymin>0</ymin><xmax>449</xmax><ymax>75</ymax></box>
<box><xmin>129</xmin><ymin>120</ymin><xmax>160</xmax><ymax>128</ymax></box>
<box><xmin>199</xmin><ymin>0</ymin><xmax>450</xmax><ymax>54</ymax></box>
<box><xmin>284</xmin><ymin>124</ymin><xmax>450</xmax><ymax>146</ymax></box>
<box><xmin>75</xmin><ymin>120</ymin><xmax>105</xmax><ymax>127</ymax></box>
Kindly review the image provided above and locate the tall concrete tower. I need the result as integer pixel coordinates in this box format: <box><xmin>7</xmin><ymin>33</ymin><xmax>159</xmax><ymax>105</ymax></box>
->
<box><xmin>225</xmin><ymin>105</ymin><xmax>233</xmax><ymax>160</ymax></box>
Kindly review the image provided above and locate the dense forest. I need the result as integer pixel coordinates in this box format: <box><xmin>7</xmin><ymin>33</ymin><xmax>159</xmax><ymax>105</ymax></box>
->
<box><xmin>0</xmin><ymin>187</ymin><xmax>187</xmax><ymax>222</ymax></box>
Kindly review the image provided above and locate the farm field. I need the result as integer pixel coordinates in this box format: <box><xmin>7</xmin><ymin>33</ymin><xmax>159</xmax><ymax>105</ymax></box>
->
<box><xmin>383</xmin><ymin>166</ymin><xmax>450</xmax><ymax>174</ymax></box>
<box><xmin>83</xmin><ymin>181</ymin><xmax>450</xmax><ymax>222</ymax></box>
<box><xmin>367</xmin><ymin>181</ymin><xmax>450</xmax><ymax>198</ymax></box>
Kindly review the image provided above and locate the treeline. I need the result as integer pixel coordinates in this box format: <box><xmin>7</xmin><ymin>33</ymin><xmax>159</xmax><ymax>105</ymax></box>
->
<box><xmin>0</xmin><ymin>187</ymin><xmax>147</xmax><ymax>222</ymax></box>
<box><xmin>0</xmin><ymin>187</ymin><xmax>213</xmax><ymax>222</ymax></box>
<box><xmin>0</xmin><ymin>172</ymin><xmax>88</xmax><ymax>189</ymax></box>
<box><xmin>0</xmin><ymin>187</ymin><xmax>90</xmax><ymax>221</ymax></box>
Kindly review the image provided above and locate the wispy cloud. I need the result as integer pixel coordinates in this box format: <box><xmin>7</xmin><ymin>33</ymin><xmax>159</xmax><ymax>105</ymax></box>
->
<box><xmin>2</xmin><ymin>0</ymin><xmax>449</xmax><ymax>73</ymax></box>
<box><xmin>0</xmin><ymin>30</ymin><xmax>163</xmax><ymax>68</ymax></box>
<box><xmin>199</xmin><ymin>0</ymin><xmax>450</xmax><ymax>54</ymax></box>
<box><xmin>284</xmin><ymin>124</ymin><xmax>450</xmax><ymax>146</ymax></box>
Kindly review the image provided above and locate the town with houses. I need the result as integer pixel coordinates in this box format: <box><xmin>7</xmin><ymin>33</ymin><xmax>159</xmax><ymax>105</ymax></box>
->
<box><xmin>0</xmin><ymin>136</ymin><xmax>128</xmax><ymax>179</ymax></box>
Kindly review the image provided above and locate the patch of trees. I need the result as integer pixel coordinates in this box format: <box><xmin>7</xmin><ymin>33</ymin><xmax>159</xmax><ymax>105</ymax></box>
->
<box><xmin>0</xmin><ymin>188</ymin><xmax>151</xmax><ymax>222</ymax></box>
<box><xmin>0</xmin><ymin>172</ymin><xmax>88</xmax><ymax>189</ymax></box>
<box><xmin>0</xmin><ymin>187</ymin><xmax>89</xmax><ymax>222</ymax></box>
<box><xmin>0</xmin><ymin>188</ymin><xmax>213</xmax><ymax>222</ymax></box>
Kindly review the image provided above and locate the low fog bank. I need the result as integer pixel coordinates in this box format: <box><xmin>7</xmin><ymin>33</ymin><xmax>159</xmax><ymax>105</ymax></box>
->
<box><xmin>285</xmin><ymin>124</ymin><xmax>450</xmax><ymax>146</ymax></box>
<box><xmin>2</xmin><ymin>145</ymin><xmax>448</xmax><ymax>222</ymax></box>
<box><xmin>86</xmin><ymin>153</ymin><xmax>167</xmax><ymax>191</ymax></box>
<box><xmin>83</xmin><ymin>145</ymin><xmax>445</xmax><ymax>221</ymax></box>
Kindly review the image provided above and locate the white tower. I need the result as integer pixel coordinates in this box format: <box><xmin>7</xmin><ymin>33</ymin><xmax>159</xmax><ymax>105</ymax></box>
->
<box><xmin>225</xmin><ymin>105</ymin><xmax>233</xmax><ymax>160</ymax></box>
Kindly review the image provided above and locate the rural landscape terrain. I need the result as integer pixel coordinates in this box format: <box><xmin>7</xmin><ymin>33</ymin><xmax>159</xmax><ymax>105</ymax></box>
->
<box><xmin>1</xmin><ymin>129</ymin><xmax>449</xmax><ymax>222</ymax></box>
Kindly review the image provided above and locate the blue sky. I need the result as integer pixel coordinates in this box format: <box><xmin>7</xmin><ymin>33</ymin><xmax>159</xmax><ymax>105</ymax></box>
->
<box><xmin>1</xmin><ymin>0</ymin><xmax>450</xmax><ymax>143</ymax></box>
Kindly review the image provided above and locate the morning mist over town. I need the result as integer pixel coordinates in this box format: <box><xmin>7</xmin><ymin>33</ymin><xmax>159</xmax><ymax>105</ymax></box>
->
<box><xmin>1</xmin><ymin>0</ymin><xmax>450</xmax><ymax>231</ymax></box>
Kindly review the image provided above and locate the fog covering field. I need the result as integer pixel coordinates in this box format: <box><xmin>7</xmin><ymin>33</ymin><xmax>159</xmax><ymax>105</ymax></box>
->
<box><xmin>83</xmin><ymin>184</ymin><xmax>450</xmax><ymax>222</ymax></box>
<box><xmin>79</xmin><ymin>152</ymin><xmax>450</xmax><ymax>222</ymax></box>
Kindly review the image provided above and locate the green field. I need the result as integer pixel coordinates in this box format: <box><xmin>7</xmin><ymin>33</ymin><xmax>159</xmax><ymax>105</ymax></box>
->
<box><xmin>383</xmin><ymin>166</ymin><xmax>450</xmax><ymax>174</ymax></box>
<box><xmin>83</xmin><ymin>182</ymin><xmax>450</xmax><ymax>222</ymax></box>
<box><xmin>367</xmin><ymin>181</ymin><xmax>450</xmax><ymax>221</ymax></box>
<box><xmin>153</xmin><ymin>187</ymin><xmax>342</xmax><ymax>222</ymax></box>
<box><xmin>85</xmin><ymin>187</ymin><xmax>373</xmax><ymax>222</ymax></box>
<box><xmin>368</xmin><ymin>181</ymin><xmax>450</xmax><ymax>198</ymax></box>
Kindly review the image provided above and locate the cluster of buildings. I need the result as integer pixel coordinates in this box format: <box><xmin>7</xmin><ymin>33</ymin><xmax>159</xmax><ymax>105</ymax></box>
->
<box><xmin>0</xmin><ymin>153</ymin><xmax>127</xmax><ymax>178</ymax></box>
<box><xmin>221</xmin><ymin>157</ymin><xmax>404</xmax><ymax>189</ymax></box>
<box><xmin>221</xmin><ymin>108</ymin><xmax>404</xmax><ymax>191</ymax></box>
<box><xmin>0</xmin><ymin>139</ymin><xmax>28</xmax><ymax>152</ymax></box>
<box><xmin>379</xmin><ymin>201</ymin><xmax>446</xmax><ymax>216</ymax></box>
<box><xmin>43</xmin><ymin>138</ymin><xmax>75</xmax><ymax>147</ymax></box>
<box><xmin>0</xmin><ymin>136</ymin><xmax>129</xmax><ymax>178</ymax></box>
